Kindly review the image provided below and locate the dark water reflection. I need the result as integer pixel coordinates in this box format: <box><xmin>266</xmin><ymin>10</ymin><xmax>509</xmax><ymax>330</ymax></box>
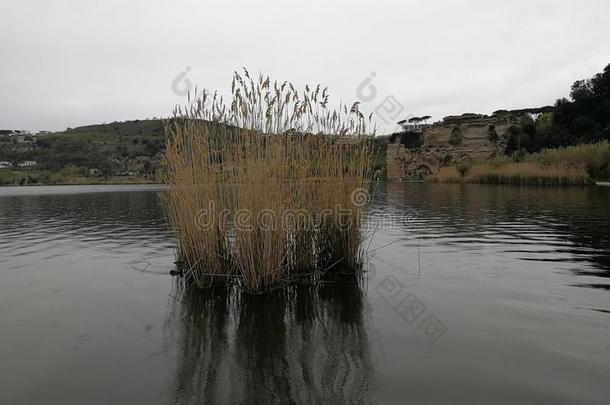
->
<box><xmin>371</xmin><ymin>183</ymin><xmax>610</xmax><ymax>287</ymax></box>
<box><xmin>0</xmin><ymin>185</ymin><xmax>172</xmax><ymax>272</ymax></box>
<box><xmin>166</xmin><ymin>283</ymin><xmax>377</xmax><ymax>405</ymax></box>
<box><xmin>0</xmin><ymin>184</ymin><xmax>609</xmax><ymax>405</ymax></box>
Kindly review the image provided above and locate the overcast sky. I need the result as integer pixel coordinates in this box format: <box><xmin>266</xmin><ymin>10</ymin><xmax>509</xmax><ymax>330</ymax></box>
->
<box><xmin>1</xmin><ymin>0</ymin><xmax>609</xmax><ymax>132</ymax></box>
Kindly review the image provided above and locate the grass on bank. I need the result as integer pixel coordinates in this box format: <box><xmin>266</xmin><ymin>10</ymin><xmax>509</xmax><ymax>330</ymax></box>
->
<box><xmin>0</xmin><ymin>168</ymin><xmax>159</xmax><ymax>186</ymax></box>
<box><xmin>534</xmin><ymin>141</ymin><xmax>610</xmax><ymax>179</ymax></box>
<box><xmin>434</xmin><ymin>141</ymin><xmax>609</xmax><ymax>185</ymax></box>
<box><xmin>162</xmin><ymin>69</ymin><xmax>374</xmax><ymax>293</ymax></box>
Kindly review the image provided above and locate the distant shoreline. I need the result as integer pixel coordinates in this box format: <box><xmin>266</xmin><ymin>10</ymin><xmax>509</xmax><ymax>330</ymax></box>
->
<box><xmin>0</xmin><ymin>176</ymin><xmax>160</xmax><ymax>187</ymax></box>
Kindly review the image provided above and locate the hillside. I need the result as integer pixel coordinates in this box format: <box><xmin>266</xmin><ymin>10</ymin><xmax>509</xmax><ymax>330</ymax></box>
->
<box><xmin>0</xmin><ymin>119</ymin><xmax>166</xmax><ymax>175</ymax></box>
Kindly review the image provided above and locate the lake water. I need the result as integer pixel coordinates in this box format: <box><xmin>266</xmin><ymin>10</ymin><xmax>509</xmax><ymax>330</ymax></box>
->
<box><xmin>0</xmin><ymin>183</ymin><xmax>609</xmax><ymax>404</ymax></box>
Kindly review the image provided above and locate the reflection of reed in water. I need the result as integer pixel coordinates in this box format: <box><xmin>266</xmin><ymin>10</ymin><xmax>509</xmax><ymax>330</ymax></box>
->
<box><xmin>166</xmin><ymin>281</ymin><xmax>378</xmax><ymax>405</ymax></box>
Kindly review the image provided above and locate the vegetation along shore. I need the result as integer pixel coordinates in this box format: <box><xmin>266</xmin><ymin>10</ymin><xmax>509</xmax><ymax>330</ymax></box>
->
<box><xmin>2</xmin><ymin>62</ymin><xmax>609</xmax><ymax>187</ymax></box>
<box><xmin>377</xmin><ymin>62</ymin><xmax>610</xmax><ymax>184</ymax></box>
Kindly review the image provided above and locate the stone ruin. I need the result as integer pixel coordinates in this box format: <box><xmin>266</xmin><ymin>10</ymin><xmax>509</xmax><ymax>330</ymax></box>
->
<box><xmin>386</xmin><ymin>114</ymin><xmax>515</xmax><ymax>180</ymax></box>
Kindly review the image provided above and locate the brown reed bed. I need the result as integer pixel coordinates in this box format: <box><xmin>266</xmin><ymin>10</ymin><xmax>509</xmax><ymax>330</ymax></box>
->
<box><xmin>161</xmin><ymin>69</ymin><xmax>375</xmax><ymax>293</ymax></box>
<box><xmin>432</xmin><ymin>143</ymin><xmax>606</xmax><ymax>186</ymax></box>
<box><xmin>463</xmin><ymin>161</ymin><xmax>588</xmax><ymax>185</ymax></box>
<box><xmin>432</xmin><ymin>166</ymin><xmax>462</xmax><ymax>183</ymax></box>
<box><xmin>433</xmin><ymin>161</ymin><xmax>588</xmax><ymax>185</ymax></box>
<box><xmin>465</xmin><ymin>162</ymin><xmax>588</xmax><ymax>186</ymax></box>
<box><xmin>533</xmin><ymin>141</ymin><xmax>610</xmax><ymax>179</ymax></box>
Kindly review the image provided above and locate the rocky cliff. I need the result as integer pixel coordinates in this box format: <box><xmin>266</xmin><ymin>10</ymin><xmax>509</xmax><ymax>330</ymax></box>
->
<box><xmin>386</xmin><ymin>116</ymin><xmax>512</xmax><ymax>180</ymax></box>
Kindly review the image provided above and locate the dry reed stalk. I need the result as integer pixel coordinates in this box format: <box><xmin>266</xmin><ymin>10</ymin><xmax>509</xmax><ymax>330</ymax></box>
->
<box><xmin>162</xmin><ymin>70</ymin><xmax>375</xmax><ymax>292</ymax></box>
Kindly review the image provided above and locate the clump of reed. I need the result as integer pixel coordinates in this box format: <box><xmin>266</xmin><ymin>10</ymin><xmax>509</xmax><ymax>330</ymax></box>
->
<box><xmin>161</xmin><ymin>69</ymin><xmax>374</xmax><ymax>293</ymax></box>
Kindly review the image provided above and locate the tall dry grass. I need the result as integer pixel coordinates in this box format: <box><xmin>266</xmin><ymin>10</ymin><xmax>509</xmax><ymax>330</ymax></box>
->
<box><xmin>432</xmin><ymin>166</ymin><xmax>462</xmax><ymax>183</ymax></box>
<box><xmin>464</xmin><ymin>162</ymin><xmax>588</xmax><ymax>185</ymax></box>
<box><xmin>162</xmin><ymin>69</ymin><xmax>374</xmax><ymax>293</ymax></box>
<box><xmin>433</xmin><ymin>143</ymin><xmax>610</xmax><ymax>185</ymax></box>
<box><xmin>532</xmin><ymin>141</ymin><xmax>610</xmax><ymax>179</ymax></box>
<box><xmin>433</xmin><ymin>159</ymin><xmax>589</xmax><ymax>185</ymax></box>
